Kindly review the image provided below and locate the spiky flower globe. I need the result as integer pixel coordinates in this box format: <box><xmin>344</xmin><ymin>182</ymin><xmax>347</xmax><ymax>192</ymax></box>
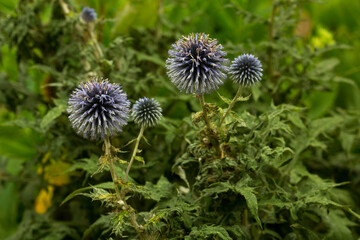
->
<box><xmin>228</xmin><ymin>54</ymin><xmax>263</xmax><ymax>86</ymax></box>
<box><xmin>132</xmin><ymin>97</ymin><xmax>162</xmax><ymax>128</ymax></box>
<box><xmin>166</xmin><ymin>33</ymin><xmax>228</xmax><ymax>95</ymax></box>
<box><xmin>81</xmin><ymin>7</ymin><xmax>97</xmax><ymax>23</ymax></box>
<box><xmin>68</xmin><ymin>78</ymin><xmax>130</xmax><ymax>140</ymax></box>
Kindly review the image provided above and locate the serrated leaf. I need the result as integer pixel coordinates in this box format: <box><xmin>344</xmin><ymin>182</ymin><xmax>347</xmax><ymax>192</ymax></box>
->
<box><xmin>314</xmin><ymin>58</ymin><xmax>339</xmax><ymax>74</ymax></box>
<box><xmin>203</xmin><ymin>182</ymin><xmax>233</xmax><ymax>197</ymax></box>
<box><xmin>137</xmin><ymin>176</ymin><xmax>173</xmax><ymax>201</ymax></box>
<box><xmin>186</xmin><ymin>225</ymin><xmax>232</xmax><ymax>240</ymax></box>
<box><xmin>225</xmin><ymin>225</ymin><xmax>247</xmax><ymax>239</ymax></box>
<box><xmin>61</xmin><ymin>182</ymin><xmax>114</xmax><ymax>205</ymax></box>
<box><xmin>322</xmin><ymin>210</ymin><xmax>354</xmax><ymax>240</ymax></box>
<box><xmin>236</xmin><ymin>94</ymin><xmax>251</xmax><ymax>102</ymax></box>
<box><xmin>235</xmin><ymin>181</ymin><xmax>262</xmax><ymax>228</ymax></box>
<box><xmin>310</xmin><ymin>116</ymin><xmax>343</xmax><ymax>138</ymax></box>
<box><xmin>217</xmin><ymin>92</ymin><xmax>232</xmax><ymax>104</ymax></box>
<box><xmin>288</xmin><ymin>113</ymin><xmax>306</xmax><ymax>129</ymax></box>
<box><xmin>67</xmin><ymin>154</ymin><xmax>99</xmax><ymax>174</ymax></box>
<box><xmin>339</xmin><ymin>131</ymin><xmax>355</xmax><ymax>154</ymax></box>
<box><xmin>40</xmin><ymin>104</ymin><xmax>67</xmax><ymax>129</ymax></box>
<box><xmin>134</xmin><ymin>156</ymin><xmax>144</xmax><ymax>164</ymax></box>
<box><xmin>114</xmin><ymin>157</ymin><xmax>128</xmax><ymax>165</ymax></box>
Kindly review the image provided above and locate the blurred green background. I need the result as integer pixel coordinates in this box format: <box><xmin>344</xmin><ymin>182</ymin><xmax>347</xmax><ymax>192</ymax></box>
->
<box><xmin>0</xmin><ymin>0</ymin><xmax>360</xmax><ymax>238</ymax></box>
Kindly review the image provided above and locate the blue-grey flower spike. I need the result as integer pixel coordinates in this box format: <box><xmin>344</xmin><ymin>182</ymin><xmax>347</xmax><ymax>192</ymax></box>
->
<box><xmin>132</xmin><ymin>97</ymin><xmax>162</xmax><ymax>128</ymax></box>
<box><xmin>81</xmin><ymin>7</ymin><xmax>97</xmax><ymax>23</ymax></box>
<box><xmin>67</xmin><ymin>78</ymin><xmax>130</xmax><ymax>140</ymax></box>
<box><xmin>166</xmin><ymin>33</ymin><xmax>228</xmax><ymax>95</ymax></box>
<box><xmin>228</xmin><ymin>54</ymin><xmax>263</xmax><ymax>86</ymax></box>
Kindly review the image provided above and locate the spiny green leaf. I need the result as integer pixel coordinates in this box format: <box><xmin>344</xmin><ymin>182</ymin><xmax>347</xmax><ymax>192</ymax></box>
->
<box><xmin>130</xmin><ymin>176</ymin><xmax>173</xmax><ymax>202</ymax></box>
<box><xmin>339</xmin><ymin>131</ymin><xmax>355</xmax><ymax>154</ymax></box>
<box><xmin>61</xmin><ymin>182</ymin><xmax>114</xmax><ymax>205</ymax></box>
<box><xmin>40</xmin><ymin>103</ymin><xmax>67</xmax><ymax>129</ymax></box>
<box><xmin>134</xmin><ymin>155</ymin><xmax>144</xmax><ymax>164</ymax></box>
<box><xmin>236</xmin><ymin>94</ymin><xmax>251</xmax><ymax>102</ymax></box>
<box><xmin>217</xmin><ymin>92</ymin><xmax>232</xmax><ymax>104</ymax></box>
<box><xmin>67</xmin><ymin>154</ymin><xmax>99</xmax><ymax>174</ymax></box>
<box><xmin>309</xmin><ymin>116</ymin><xmax>343</xmax><ymax>138</ymax></box>
<box><xmin>203</xmin><ymin>182</ymin><xmax>233</xmax><ymax>197</ymax></box>
<box><xmin>235</xmin><ymin>182</ymin><xmax>262</xmax><ymax>228</ymax></box>
<box><xmin>314</xmin><ymin>58</ymin><xmax>339</xmax><ymax>74</ymax></box>
<box><xmin>287</xmin><ymin>113</ymin><xmax>306</xmax><ymax>129</ymax></box>
<box><xmin>186</xmin><ymin>225</ymin><xmax>232</xmax><ymax>240</ymax></box>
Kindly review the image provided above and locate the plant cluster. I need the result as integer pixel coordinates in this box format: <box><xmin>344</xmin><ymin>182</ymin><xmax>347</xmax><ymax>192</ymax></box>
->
<box><xmin>0</xmin><ymin>1</ymin><xmax>359</xmax><ymax>240</ymax></box>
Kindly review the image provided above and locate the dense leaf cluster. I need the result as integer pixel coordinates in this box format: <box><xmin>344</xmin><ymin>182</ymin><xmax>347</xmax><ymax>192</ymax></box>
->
<box><xmin>0</xmin><ymin>0</ymin><xmax>359</xmax><ymax>240</ymax></box>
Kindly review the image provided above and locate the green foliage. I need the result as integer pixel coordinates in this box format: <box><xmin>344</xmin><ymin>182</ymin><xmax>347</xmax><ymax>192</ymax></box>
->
<box><xmin>0</xmin><ymin>0</ymin><xmax>360</xmax><ymax>239</ymax></box>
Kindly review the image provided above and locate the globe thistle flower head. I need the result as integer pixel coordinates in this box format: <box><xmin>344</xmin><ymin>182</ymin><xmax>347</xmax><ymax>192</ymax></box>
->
<box><xmin>132</xmin><ymin>97</ymin><xmax>162</xmax><ymax>128</ymax></box>
<box><xmin>229</xmin><ymin>54</ymin><xmax>263</xmax><ymax>86</ymax></box>
<box><xmin>67</xmin><ymin>78</ymin><xmax>130</xmax><ymax>140</ymax></box>
<box><xmin>166</xmin><ymin>33</ymin><xmax>228</xmax><ymax>95</ymax></box>
<box><xmin>81</xmin><ymin>7</ymin><xmax>97</xmax><ymax>23</ymax></box>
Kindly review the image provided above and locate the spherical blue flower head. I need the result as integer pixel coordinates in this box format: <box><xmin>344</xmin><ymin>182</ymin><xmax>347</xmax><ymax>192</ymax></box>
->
<box><xmin>132</xmin><ymin>97</ymin><xmax>162</xmax><ymax>128</ymax></box>
<box><xmin>229</xmin><ymin>54</ymin><xmax>263</xmax><ymax>86</ymax></box>
<box><xmin>68</xmin><ymin>78</ymin><xmax>130</xmax><ymax>140</ymax></box>
<box><xmin>81</xmin><ymin>7</ymin><xmax>97</xmax><ymax>23</ymax></box>
<box><xmin>166</xmin><ymin>33</ymin><xmax>228</xmax><ymax>95</ymax></box>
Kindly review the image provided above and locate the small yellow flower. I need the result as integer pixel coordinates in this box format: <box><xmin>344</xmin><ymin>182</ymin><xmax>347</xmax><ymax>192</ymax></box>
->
<box><xmin>34</xmin><ymin>186</ymin><xmax>54</xmax><ymax>214</ymax></box>
<box><xmin>310</xmin><ymin>26</ymin><xmax>335</xmax><ymax>49</ymax></box>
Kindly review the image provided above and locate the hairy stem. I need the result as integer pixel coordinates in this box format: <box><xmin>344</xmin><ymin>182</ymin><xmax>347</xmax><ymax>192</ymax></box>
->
<box><xmin>104</xmin><ymin>137</ymin><xmax>122</xmax><ymax>201</ymax></box>
<box><xmin>104</xmin><ymin>137</ymin><xmax>143</xmax><ymax>237</ymax></box>
<box><xmin>198</xmin><ymin>94</ymin><xmax>212</xmax><ymax>130</ymax></box>
<box><xmin>218</xmin><ymin>86</ymin><xmax>242</xmax><ymax>128</ymax></box>
<box><xmin>198</xmin><ymin>95</ymin><xmax>222</xmax><ymax>157</ymax></box>
<box><xmin>88</xmin><ymin>23</ymin><xmax>104</xmax><ymax>61</ymax></box>
<box><xmin>125</xmin><ymin>126</ymin><xmax>145</xmax><ymax>182</ymax></box>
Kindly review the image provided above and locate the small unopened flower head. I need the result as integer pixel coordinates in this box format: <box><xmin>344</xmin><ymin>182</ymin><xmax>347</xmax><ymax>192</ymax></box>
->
<box><xmin>68</xmin><ymin>78</ymin><xmax>130</xmax><ymax>140</ymax></box>
<box><xmin>81</xmin><ymin>7</ymin><xmax>97</xmax><ymax>23</ymax></box>
<box><xmin>166</xmin><ymin>33</ymin><xmax>228</xmax><ymax>95</ymax></box>
<box><xmin>132</xmin><ymin>97</ymin><xmax>162</xmax><ymax>128</ymax></box>
<box><xmin>229</xmin><ymin>54</ymin><xmax>263</xmax><ymax>86</ymax></box>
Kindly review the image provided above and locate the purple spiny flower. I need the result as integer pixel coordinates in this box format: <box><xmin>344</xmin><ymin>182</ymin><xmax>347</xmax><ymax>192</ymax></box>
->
<box><xmin>166</xmin><ymin>33</ymin><xmax>228</xmax><ymax>95</ymax></box>
<box><xmin>228</xmin><ymin>54</ymin><xmax>263</xmax><ymax>86</ymax></box>
<box><xmin>132</xmin><ymin>97</ymin><xmax>162</xmax><ymax>128</ymax></box>
<box><xmin>81</xmin><ymin>7</ymin><xmax>97</xmax><ymax>23</ymax></box>
<box><xmin>68</xmin><ymin>78</ymin><xmax>130</xmax><ymax>140</ymax></box>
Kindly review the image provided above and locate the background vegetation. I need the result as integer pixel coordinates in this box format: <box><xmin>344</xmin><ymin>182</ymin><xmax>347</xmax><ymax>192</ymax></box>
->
<box><xmin>0</xmin><ymin>0</ymin><xmax>360</xmax><ymax>239</ymax></box>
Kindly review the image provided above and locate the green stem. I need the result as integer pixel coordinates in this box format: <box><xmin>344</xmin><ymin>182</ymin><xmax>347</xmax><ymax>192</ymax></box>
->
<box><xmin>155</xmin><ymin>0</ymin><xmax>163</xmax><ymax>39</ymax></box>
<box><xmin>59</xmin><ymin>0</ymin><xmax>70</xmax><ymax>15</ymax></box>
<box><xmin>104</xmin><ymin>137</ymin><xmax>143</xmax><ymax>237</ymax></box>
<box><xmin>267</xmin><ymin>0</ymin><xmax>276</xmax><ymax>82</ymax></box>
<box><xmin>243</xmin><ymin>208</ymin><xmax>248</xmax><ymax>226</ymax></box>
<box><xmin>88</xmin><ymin>23</ymin><xmax>104</xmax><ymax>61</ymax></box>
<box><xmin>125</xmin><ymin>126</ymin><xmax>145</xmax><ymax>182</ymax></box>
<box><xmin>198</xmin><ymin>94</ymin><xmax>212</xmax><ymax>130</ymax></box>
<box><xmin>218</xmin><ymin>86</ymin><xmax>242</xmax><ymax>128</ymax></box>
<box><xmin>104</xmin><ymin>137</ymin><xmax>122</xmax><ymax>200</ymax></box>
